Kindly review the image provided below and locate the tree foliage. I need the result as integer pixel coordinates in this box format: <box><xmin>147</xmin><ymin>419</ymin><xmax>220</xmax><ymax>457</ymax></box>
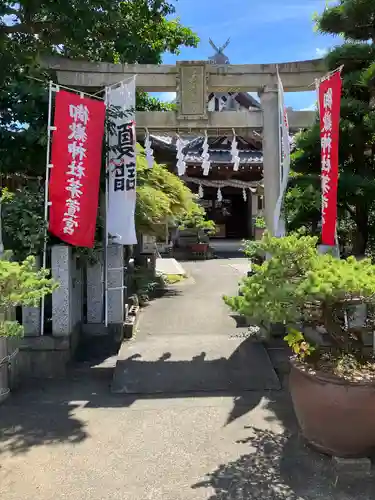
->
<box><xmin>0</xmin><ymin>0</ymin><xmax>198</xmax><ymax>176</ymax></box>
<box><xmin>176</xmin><ymin>203</ymin><xmax>217</xmax><ymax>235</ymax></box>
<box><xmin>1</xmin><ymin>186</ymin><xmax>46</xmax><ymax>260</ymax></box>
<box><xmin>0</xmin><ymin>0</ymin><xmax>205</xmax><ymax>254</ymax></box>
<box><xmin>287</xmin><ymin>1</ymin><xmax>375</xmax><ymax>256</ymax></box>
<box><xmin>136</xmin><ymin>146</ymin><xmax>213</xmax><ymax>235</ymax></box>
<box><xmin>224</xmin><ymin>233</ymin><xmax>375</xmax><ymax>376</ymax></box>
<box><xmin>0</xmin><ymin>253</ymin><xmax>57</xmax><ymax>337</ymax></box>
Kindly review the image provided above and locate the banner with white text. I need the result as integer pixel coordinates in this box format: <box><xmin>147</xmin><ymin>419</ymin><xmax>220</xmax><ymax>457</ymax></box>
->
<box><xmin>106</xmin><ymin>78</ymin><xmax>137</xmax><ymax>245</ymax></box>
<box><xmin>49</xmin><ymin>90</ymin><xmax>105</xmax><ymax>247</ymax></box>
<box><xmin>318</xmin><ymin>71</ymin><xmax>342</xmax><ymax>246</ymax></box>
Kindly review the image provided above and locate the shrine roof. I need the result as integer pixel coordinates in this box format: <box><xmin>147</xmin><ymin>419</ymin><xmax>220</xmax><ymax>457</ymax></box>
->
<box><xmin>149</xmin><ymin>134</ymin><xmax>263</xmax><ymax>165</ymax></box>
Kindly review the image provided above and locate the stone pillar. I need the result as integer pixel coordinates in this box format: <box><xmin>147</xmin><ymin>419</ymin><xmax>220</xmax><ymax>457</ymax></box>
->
<box><xmin>0</xmin><ymin>337</ymin><xmax>9</xmax><ymax>403</ymax></box>
<box><xmin>251</xmin><ymin>193</ymin><xmax>259</xmax><ymax>219</ymax></box>
<box><xmin>247</xmin><ymin>195</ymin><xmax>253</xmax><ymax>238</ymax></box>
<box><xmin>72</xmin><ymin>256</ymin><xmax>83</xmax><ymax>328</ymax></box>
<box><xmin>107</xmin><ymin>244</ymin><xmax>124</xmax><ymax>325</ymax></box>
<box><xmin>87</xmin><ymin>259</ymin><xmax>104</xmax><ymax>323</ymax></box>
<box><xmin>52</xmin><ymin>245</ymin><xmax>73</xmax><ymax>336</ymax></box>
<box><xmin>22</xmin><ymin>256</ymin><xmax>41</xmax><ymax>336</ymax></box>
<box><xmin>251</xmin><ymin>193</ymin><xmax>259</xmax><ymax>238</ymax></box>
<box><xmin>259</xmin><ymin>86</ymin><xmax>280</xmax><ymax>235</ymax></box>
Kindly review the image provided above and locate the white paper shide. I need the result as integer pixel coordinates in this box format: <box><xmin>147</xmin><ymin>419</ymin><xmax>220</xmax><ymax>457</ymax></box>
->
<box><xmin>106</xmin><ymin>78</ymin><xmax>137</xmax><ymax>245</ymax></box>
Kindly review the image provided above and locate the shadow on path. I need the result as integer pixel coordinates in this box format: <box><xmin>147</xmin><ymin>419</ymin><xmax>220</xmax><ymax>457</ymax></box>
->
<box><xmin>192</xmin><ymin>392</ymin><xmax>375</xmax><ymax>500</ymax></box>
<box><xmin>0</xmin><ymin>398</ymin><xmax>88</xmax><ymax>456</ymax></box>
<box><xmin>112</xmin><ymin>336</ymin><xmax>280</xmax><ymax>394</ymax></box>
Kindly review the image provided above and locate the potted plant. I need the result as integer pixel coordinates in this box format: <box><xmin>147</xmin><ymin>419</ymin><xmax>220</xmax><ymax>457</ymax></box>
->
<box><xmin>254</xmin><ymin>216</ymin><xmax>266</xmax><ymax>240</ymax></box>
<box><xmin>224</xmin><ymin>232</ymin><xmax>375</xmax><ymax>458</ymax></box>
<box><xmin>0</xmin><ymin>253</ymin><xmax>57</xmax><ymax>403</ymax></box>
<box><xmin>176</xmin><ymin>203</ymin><xmax>216</xmax><ymax>254</ymax></box>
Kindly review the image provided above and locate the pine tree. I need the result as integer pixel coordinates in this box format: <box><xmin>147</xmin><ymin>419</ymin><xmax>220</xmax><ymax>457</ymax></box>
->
<box><xmin>288</xmin><ymin>0</ymin><xmax>375</xmax><ymax>256</ymax></box>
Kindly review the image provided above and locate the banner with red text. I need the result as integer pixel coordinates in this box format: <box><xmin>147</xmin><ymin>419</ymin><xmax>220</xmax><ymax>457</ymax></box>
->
<box><xmin>318</xmin><ymin>70</ymin><xmax>342</xmax><ymax>246</ymax></box>
<box><xmin>49</xmin><ymin>90</ymin><xmax>105</xmax><ymax>247</ymax></box>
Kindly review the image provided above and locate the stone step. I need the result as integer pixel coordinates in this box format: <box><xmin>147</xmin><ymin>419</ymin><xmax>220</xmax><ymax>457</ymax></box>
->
<box><xmin>111</xmin><ymin>334</ymin><xmax>281</xmax><ymax>394</ymax></box>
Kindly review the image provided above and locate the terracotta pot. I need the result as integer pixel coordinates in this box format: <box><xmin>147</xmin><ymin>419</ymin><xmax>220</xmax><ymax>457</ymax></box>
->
<box><xmin>289</xmin><ymin>360</ymin><xmax>375</xmax><ymax>457</ymax></box>
<box><xmin>191</xmin><ymin>243</ymin><xmax>208</xmax><ymax>252</ymax></box>
<box><xmin>255</xmin><ymin>227</ymin><xmax>265</xmax><ymax>241</ymax></box>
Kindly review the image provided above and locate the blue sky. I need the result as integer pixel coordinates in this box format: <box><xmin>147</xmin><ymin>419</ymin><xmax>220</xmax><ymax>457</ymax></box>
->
<box><xmin>156</xmin><ymin>0</ymin><xmax>341</xmax><ymax>110</ymax></box>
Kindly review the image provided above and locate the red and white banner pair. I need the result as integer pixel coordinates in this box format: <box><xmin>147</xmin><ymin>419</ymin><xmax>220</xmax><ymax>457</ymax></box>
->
<box><xmin>48</xmin><ymin>79</ymin><xmax>138</xmax><ymax>248</ymax></box>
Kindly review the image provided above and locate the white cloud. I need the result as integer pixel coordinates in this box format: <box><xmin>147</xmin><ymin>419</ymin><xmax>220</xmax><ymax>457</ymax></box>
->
<box><xmin>301</xmin><ymin>102</ymin><xmax>317</xmax><ymax>111</ymax></box>
<box><xmin>316</xmin><ymin>47</ymin><xmax>328</xmax><ymax>58</ymax></box>
<box><xmin>158</xmin><ymin>92</ymin><xmax>176</xmax><ymax>102</ymax></box>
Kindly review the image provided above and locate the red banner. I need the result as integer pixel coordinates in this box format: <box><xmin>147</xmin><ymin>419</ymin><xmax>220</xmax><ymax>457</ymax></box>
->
<box><xmin>318</xmin><ymin>70</ymin><xmax>342</xmax><ymax>246</ymax></box>
<box><xmin>49</xmin><ymin>90</ymin><xmax>105</xmax><ymax>247</ymax></box>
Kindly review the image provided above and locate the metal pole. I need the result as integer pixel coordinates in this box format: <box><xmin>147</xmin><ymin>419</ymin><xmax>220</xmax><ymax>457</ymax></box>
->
<box><xmin>104</xmin><ymin>87</ymin><xmax>109</xmax><ymax>327</ymax></box>
<box><xmin>273</xmin><ymin>68</ymin><xmax>284</xmax><ymax>237</ymax></box>
<box><xmin>40</xmin><ymin>81</ymin><xmax>54</xmax><ymax>336</ymax></box>
<box><xmin>0</xmin><ymin>191</ymin><xmax>3</xmax><ymax>257</ymax></box>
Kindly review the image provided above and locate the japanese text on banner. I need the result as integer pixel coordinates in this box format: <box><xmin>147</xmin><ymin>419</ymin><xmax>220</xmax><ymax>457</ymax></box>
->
<box><xmin>111</xmin><ymin>121</ymin><xmax>136</xmax><ymax>193</ymax></box>
<box><xmin>63</xmin><ymin>103</ymin><xmax>89</xmax><ymax>236</ymax></box>
<box><xmin>318</xmin><ymin>71</ymin><xmax>342</xmax><ymax>246</ymax></box>
<box><xmin>48</xmin><ymin>90</ymin><xmax>105</xmax><ymax>247</ymax></box>
<box><xmin>106</xmin><ymin>78</ymin><xmax>137</xmax><ymax>246</ymax></box>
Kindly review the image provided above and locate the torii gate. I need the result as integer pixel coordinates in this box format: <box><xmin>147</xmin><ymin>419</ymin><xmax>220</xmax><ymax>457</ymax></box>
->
<box><xmin>45</xmin><ymin>55</ymin><xmax>325</xmax><ymax>234</ymax></box>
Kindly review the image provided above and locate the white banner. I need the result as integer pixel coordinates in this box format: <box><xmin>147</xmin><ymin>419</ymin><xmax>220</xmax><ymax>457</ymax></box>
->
<box><xmin>106</xmin><ymin>78</ymin><xmax>137</xmax><ymax>245</ymax></box>
<box><xmin>274</xmin><ymin>70</ymin><xmax>291</xmax><ymax>237</ymax></box>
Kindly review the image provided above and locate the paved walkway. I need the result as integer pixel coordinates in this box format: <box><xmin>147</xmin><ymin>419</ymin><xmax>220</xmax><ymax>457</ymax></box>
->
<box><xmin>1</xmin><ymin>257</ymin><xmax>374</xmax><ymax>499</ymax></box>
<box><xmin>136</xmin><ymin>257</ymin><xmax>250</xmax><ymax>339</ymax></box>
<box><xmin>112</xmin><ymin>257</ymin><xmax>280</xmax><ymax>394</ymax></box>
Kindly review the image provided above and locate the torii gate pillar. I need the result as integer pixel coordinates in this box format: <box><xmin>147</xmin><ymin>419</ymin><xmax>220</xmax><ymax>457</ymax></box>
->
<box><xmin>259</xmin><ymin>86</ymin><xmax>280</xmax><ymax>236</ymax></box>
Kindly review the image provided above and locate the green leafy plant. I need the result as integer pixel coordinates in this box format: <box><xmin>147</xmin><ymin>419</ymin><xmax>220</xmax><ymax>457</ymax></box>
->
<box><xmin>255</xmin><ymin>216</ymin><xmax>266</xmax><ymax>229</ymax></box>
<box><xmin>132</xmin><ymin>266</ymin><xmax>165</xmax><ymax>305</ymax></box>
<box><xmin>1</xmin><ymin>186</ymin><xmax>46</xmax><ymax>261</ymax></box>
<box><xmin>0</xmin><ymin>253</ymin><xmax>57</xmax><ymax>337</ymax></box>
<box><xmin>284</xmin><ymin>328</ymin><xmax>316</xmax><ymax>361</ymax></box>
<box><xmin>163</xmin><ymin>273</ymin><xmax>186</xmax><ymax>285</ymax></box>
<box><xmin>224</xmin><ymin>233</ymin><xmax>375</xmax><ymax>379</ymax></box>
<box><xmin>176</xmin><ymin>201</ymin><xmax>217</xmax><ymax>236</ymax></box>
<box><xmin>136</xmin><ymin>146</ymin><xmax>215</xmax><ymax>237</ymax></box>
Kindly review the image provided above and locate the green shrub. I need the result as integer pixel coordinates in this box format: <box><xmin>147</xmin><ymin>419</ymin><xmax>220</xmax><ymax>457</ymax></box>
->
<box><xmin>224</xmin><ymin>232</ymin><xmax>375</xmax><ymax>378</ymax></box>
<box><xmin>0</xmin><ymin>253</ymin><xmax>57</xmax><ymax>337</ymax></box>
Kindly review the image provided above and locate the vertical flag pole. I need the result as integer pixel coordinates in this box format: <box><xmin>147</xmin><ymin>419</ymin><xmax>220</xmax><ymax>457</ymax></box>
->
<box><xmin>274</xmin><ymin>66</ymin><xmax>287</xmax><ymax>237</ymax></box>
<box><xmin>276</xmin><ymin>66</ymin><xmax>283</xmax><ymax>199</ymax></box>
<box><xmin>104</xmin><ymin>86</ymin><xmax>109</xmax><ymax>327</ymax></box>
<box><xmin>40</xmin><ymin>81</ymin><xmax>55</xmax><ymax>336</ymax></box>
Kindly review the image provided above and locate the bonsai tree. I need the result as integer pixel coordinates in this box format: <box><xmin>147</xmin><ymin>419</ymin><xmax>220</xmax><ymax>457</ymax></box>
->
<box><xmin>255</xmin><ymin>216</ymin><xmax>266</xmax><ymax>229</ymax></box>
<box><xmin>176</xmin><ymin>202</ymin><xmax>216</xmax><ymax>239</ymax></box>
<box><xmin>254</xmin><ymin>216</ymin><xmax>266</xmax><ymax>241</ymax></box>
<box><xmin>224</xmin><ymin>232</ymin><xmax>375</xmax><ymax>379</ymax></box>
<box><xmin>0</xmin><ymin>254</ymin><xmax>57</xmax><ymax>337</ymax></box>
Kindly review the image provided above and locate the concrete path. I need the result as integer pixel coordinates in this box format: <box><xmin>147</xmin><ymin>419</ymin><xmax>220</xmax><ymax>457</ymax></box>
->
<box><xmin>1</xmin><ymin>376</ymin><xmax>374</xmax><ymax>500</ymax></box>
<box><xmin>136</xmin><ymin>258</ymin><xmax>250</xmax><ymax>339</ymax></box>
<box><xmin>112</xmin><ymin>257</ymin><xmax>280</xmax><ymax>393</ymax></box>
<box><xmin>1</xmin><ymin>257</ymin><xmax>375</xmax><ymax>499</ymax></box>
